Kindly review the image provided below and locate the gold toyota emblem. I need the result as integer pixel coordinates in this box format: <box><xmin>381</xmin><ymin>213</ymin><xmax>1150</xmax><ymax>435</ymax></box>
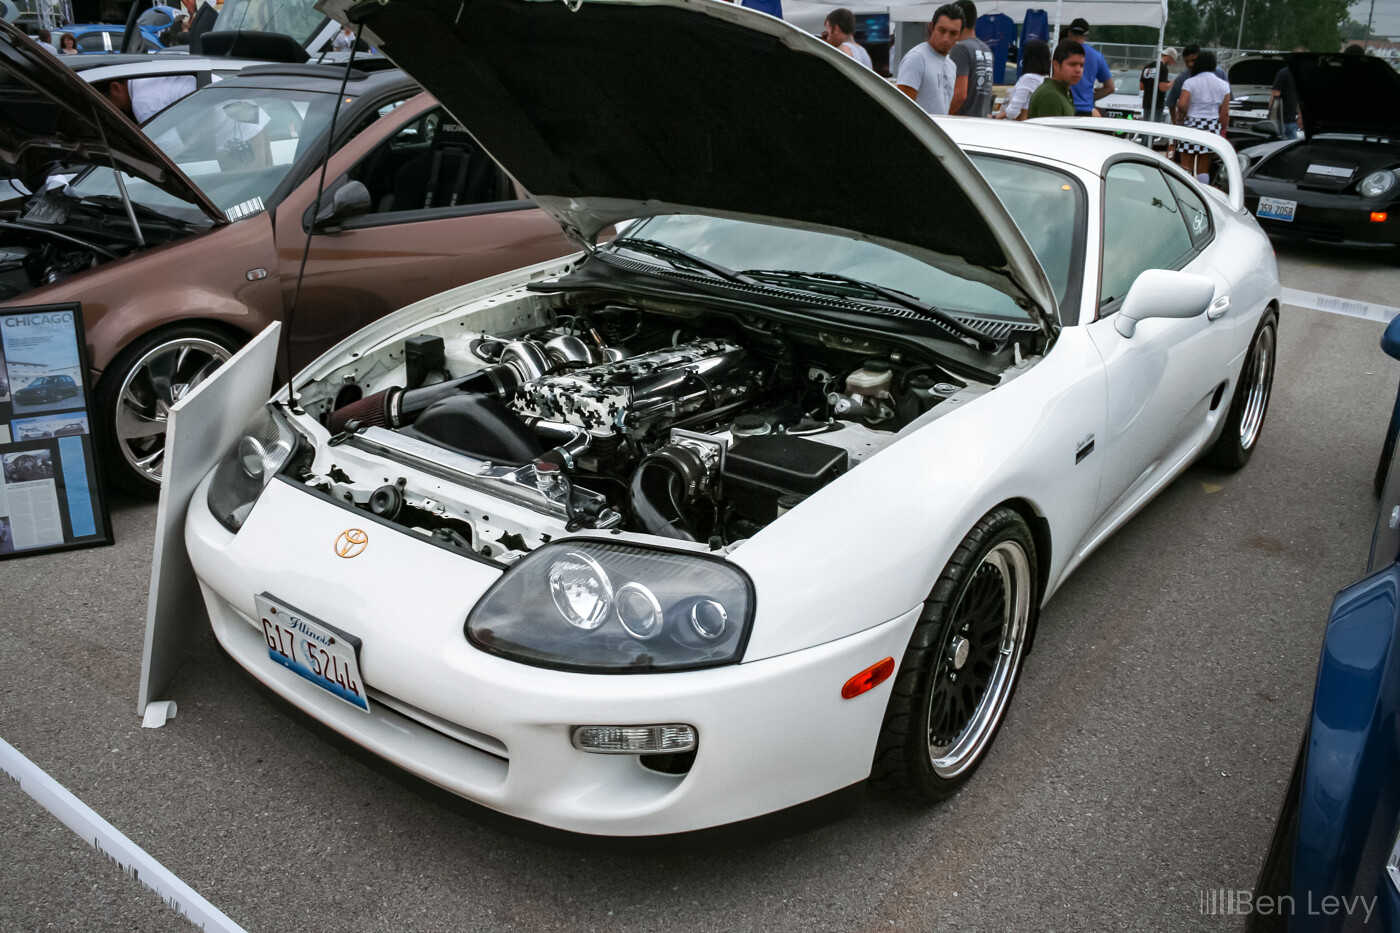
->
<box><xmin>335</xmin><ymin>528</ymin><xmax>369</xmax><ymax>558</ymax></box>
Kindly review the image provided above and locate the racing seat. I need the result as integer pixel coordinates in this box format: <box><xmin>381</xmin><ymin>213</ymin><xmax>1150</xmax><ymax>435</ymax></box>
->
<box><xmin>389</xmin><ymin>122</ymin><xmax>498</xmax><ymax>212</ymax></box>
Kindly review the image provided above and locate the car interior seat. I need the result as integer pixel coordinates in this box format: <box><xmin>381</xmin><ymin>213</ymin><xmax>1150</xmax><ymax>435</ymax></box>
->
<box><xmin>389</xmin><ymin>121</ymin><xmax>500</xmax><ymax>213</ymax></box>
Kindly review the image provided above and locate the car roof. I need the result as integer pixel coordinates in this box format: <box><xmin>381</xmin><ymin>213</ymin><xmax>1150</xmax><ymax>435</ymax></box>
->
<box><xmin>939</xmin><ymin>117</ymin><xmax>1141</xmax><ymax>174</ymax></box>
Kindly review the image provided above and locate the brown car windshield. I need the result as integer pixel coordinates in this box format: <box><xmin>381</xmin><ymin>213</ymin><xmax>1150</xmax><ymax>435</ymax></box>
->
<box><xmin>69</xmin><ymin>85</ymin><xmax>343</xmax><ymax>222</ymax></box>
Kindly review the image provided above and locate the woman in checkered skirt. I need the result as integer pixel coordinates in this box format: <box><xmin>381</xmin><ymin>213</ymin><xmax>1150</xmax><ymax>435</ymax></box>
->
<box><xmin>1175</xmin><ymin>49</ymin><xmax>1231</xmax><ymax>183</ymax></box>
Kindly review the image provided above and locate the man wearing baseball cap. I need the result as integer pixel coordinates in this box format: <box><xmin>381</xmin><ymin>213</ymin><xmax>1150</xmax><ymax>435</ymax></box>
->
<box><xmin>1064</xmin><ymin>17</ymin><xmax>1114</xmax><ymax>116</ymax></box>
<box><xmin>1140</xmin><ymin>46</ymin><xmax>1177</xmax><ymax>121</ymax></box>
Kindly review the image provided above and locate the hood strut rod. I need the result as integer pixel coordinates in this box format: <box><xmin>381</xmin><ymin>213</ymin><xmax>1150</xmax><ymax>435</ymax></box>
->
<box><xmin>90</xmin><ymin>104</ymin><xmax>145</xmax><ymax>247</ymax></box>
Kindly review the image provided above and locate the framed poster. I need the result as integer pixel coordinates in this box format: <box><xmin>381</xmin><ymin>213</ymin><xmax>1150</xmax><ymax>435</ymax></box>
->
<box><xmin>0</xmin><ymin>303</ymin><xmax>114</xmax><ymax>559</ymax></box>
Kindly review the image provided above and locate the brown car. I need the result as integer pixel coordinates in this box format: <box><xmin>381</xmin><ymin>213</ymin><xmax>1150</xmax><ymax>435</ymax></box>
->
<box><xmin>0</xmin><ymin>23</ymin><xmax>574</xmax><ymax>492</ymax></box>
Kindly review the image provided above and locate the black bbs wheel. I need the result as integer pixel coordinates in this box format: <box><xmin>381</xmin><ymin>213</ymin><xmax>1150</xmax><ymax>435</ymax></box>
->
<box><xmin>872</xmin><ymin>507</ymin><xmax>1038</xmax><ymax>802</ymax></box>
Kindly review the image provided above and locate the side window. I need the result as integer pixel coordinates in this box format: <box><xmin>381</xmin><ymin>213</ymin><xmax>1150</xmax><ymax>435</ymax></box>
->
<box><xmin>76</xmin><ymin>32</ymin><xmax>107</xmax><ymax>52</ymax></box>
<box><xmin>346</xmin><ymin>106</ymin><xmax>519</xmax><ymax>218</ymax></box>
<box><xmin>1165</xmin><ymin>175</ymin><xmax>1212</xmax><ymax>249</ymax></box>
<box><xmin>1100</xmin><ymin>162</ymin><xmax>1196</xmax><ymax>310</ymax></box>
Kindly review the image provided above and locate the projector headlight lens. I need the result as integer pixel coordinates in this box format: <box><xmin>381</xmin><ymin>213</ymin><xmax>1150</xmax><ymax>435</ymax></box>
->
<box><xmin>1361</xmin><ymin>170</ymin><xmax>1396</xmax><ymax>198</ymax></box>
<box><xmin>467</xmin><ymin>541</ymin><xmax>754</xmax><ymax>672</ymax></box>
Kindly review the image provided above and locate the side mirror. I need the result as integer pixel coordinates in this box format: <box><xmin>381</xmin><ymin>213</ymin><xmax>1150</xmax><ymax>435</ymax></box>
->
<box><xmin>312</xmin><ymin>180</ymin><xmax>371</xmax><ymax>232</ymax></box>
<box><xmin>1381</xmin><ymin>314</ymin><xmax>1400</xmax><ymax>360</ymax></box>
<box><xmin>1114</xmin><ymin>269</ymin><xmax>1216</xmax><ymax>338</ymax></box>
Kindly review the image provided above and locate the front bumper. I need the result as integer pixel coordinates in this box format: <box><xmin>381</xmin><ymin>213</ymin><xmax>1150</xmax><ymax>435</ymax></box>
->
<box><xmin>1244</xmin><ymin>180</ymin><xmax>1400</xmax><ymax>248</ymax></box>
<box><xmin>186</xmin><ymin>473</ymin><xmax>920</xmax><ymax>836</ymax></box>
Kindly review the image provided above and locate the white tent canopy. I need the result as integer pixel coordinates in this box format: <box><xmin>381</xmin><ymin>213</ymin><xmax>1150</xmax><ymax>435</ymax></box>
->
<box><xmin>783</xmin><ymin>0</ymin><xmax>1166</xmax><ymax>38</ymax></box>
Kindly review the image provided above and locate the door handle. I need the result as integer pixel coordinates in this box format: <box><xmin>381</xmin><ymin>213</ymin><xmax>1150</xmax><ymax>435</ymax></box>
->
<box><xmin>1207</xmin><ymin>297</ymin><xmax>1230</xmax><ymax>321</ymax></box>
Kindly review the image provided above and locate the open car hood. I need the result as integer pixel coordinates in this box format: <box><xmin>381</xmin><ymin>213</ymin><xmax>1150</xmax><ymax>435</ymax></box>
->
<box><xmin>318</xmin><ymin>0</ymin><xmax>1058</xmax><ymax>332</ymax></box>
<box><xmin>0</xmin><ymin>20</ymin><xmax>225</xmax><ymax>223</ymax></box>
<box><xmin>1290</xmin><ymin>52</ymin><xmax>1400</xmax><ymax>140</ymax></box>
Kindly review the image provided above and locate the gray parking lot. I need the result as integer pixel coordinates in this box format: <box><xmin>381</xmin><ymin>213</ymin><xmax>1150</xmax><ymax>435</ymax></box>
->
<box><xmin>0</xmin><ymin>240</ymin><xmax>1394</xmax><ymax>933</ymax></box>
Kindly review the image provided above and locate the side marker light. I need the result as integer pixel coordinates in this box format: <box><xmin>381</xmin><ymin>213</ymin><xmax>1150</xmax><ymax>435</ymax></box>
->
<box><xmin>1373</xmin><ymin>212</ymin><xmax>1389</xmax><ymax>223</ymax></box>
<box><xmin>842</xmin><ymin>657</ymin><xmax>895</xmax><ymax>699</ymax></box>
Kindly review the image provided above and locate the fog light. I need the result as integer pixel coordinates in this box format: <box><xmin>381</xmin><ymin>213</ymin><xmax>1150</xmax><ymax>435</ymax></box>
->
<box><xmin>571</xmin><ymin>724</ymin><xmax>697</xmax><ymax>754</ymax></box>
<box><xmin>1373</xmin><ymin>211</ymin><xmax>1389</xmax><ymax>223</ymax></box>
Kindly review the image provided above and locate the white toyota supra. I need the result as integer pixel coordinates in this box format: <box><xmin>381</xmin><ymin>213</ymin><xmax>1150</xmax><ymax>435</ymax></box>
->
<box><xmin>183</xmin><ymin>0</ymin><xmax>1280</xmax><ymax>837</ymax></box>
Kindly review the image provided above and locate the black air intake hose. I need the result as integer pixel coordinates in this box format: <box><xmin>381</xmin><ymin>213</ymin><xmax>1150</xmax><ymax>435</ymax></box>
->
<box><xmin>628</xmin><ymin>444</ymin><xmax>709</xmax><ymax>541</ymax></box>
<box><xmin>326</xmin><ymin>364</ymin><xmax>519</xmax><ymax>434</ymax></box>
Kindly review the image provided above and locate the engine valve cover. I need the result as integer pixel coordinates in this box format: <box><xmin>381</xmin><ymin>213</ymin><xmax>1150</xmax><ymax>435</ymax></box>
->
<box><xmin>509</xmin><ymin>338</ymin><xmax>767</xmax><ymax>437</ymax></box>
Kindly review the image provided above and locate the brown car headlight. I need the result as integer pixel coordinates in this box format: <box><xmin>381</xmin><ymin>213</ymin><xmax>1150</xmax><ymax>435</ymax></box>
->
<box><xmin>207</xmin><ymin>405</ymin><xmax>297</xmax><ymax>533</ymax></box>
<box><xmin>466</xmin><ymin>541</ymin><xmax>754</xmax><ymax>672</ymax></box>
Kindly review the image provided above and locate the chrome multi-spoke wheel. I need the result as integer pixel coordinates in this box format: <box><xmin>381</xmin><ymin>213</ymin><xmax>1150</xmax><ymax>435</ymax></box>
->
<box><xmin>100</xmin><ymin>330</ymin><xmax>237</xmax><ymax>492</ymax></box>
<box><xmin>927</xmin><ymin>540</ymin><xmax>1032</xmax><ymax>779</ymax></box>
<box><xmin>872</xmin><ymin>507</ymin><xmax>1038</xmax><ymax>802</ymax></box>
<box><xmin>1238</xmin><ymin>323</ymin><xmax>1274</xmax><ymax>452</ymax></box>
<box><xmin>1208</xmin><ymin>311</ymin><xmax>1278</xmax><ymax>470</ymax></box>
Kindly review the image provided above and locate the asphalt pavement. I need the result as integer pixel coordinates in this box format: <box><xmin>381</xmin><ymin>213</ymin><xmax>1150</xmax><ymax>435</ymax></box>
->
<box><xmin>0</xmin><ymin>238</ymin><xmax>1395</xmax><ymax>933</ymax></box>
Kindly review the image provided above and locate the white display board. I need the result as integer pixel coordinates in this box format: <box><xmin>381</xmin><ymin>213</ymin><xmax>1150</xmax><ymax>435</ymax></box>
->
<box><xmin>138</xmin><ymin>323</ymin><xmax>281</xmax><ymax>719</ymax></box>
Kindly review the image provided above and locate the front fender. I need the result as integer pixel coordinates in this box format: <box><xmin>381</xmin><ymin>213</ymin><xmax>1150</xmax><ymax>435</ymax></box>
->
<box><xmin>733</xmin><ymin>326</ymin><xmax>1108</xmax><ymax>661</ymax></box>
<box><xmin>1292</xmin><ymin>563</ymin><xmax>1400</xmax><ymax>929</ymax></box>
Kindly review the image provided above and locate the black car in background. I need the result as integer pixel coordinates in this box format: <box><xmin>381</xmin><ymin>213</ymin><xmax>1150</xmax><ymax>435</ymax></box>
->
<box><xmin>1241</xmin><ymin>53</ymin><xmax>1400</xmax><ymax>249</ymax></box>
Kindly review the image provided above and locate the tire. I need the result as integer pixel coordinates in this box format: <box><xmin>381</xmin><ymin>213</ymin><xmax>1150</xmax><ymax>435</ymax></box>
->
<box><xmin>95</xmin><ymin>324</ymin><xmax>243</xmax><ymax>496</ymax></box>
<box><xmin>1206</xmin><ymin>310</ymin><xmax>1278</xmax><ymax>470</ymax></box>
<box><xmin>871</xmin><ymin>507</ymin><xmax>1039</xmax><ymax>802</ymax></box>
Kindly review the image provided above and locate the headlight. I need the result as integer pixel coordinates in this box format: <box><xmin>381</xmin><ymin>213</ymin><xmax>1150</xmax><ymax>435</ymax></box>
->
<box><xmin>206</xmin><ymin>404</ymin><xmax>298</xmax><ymax>533</ymax></box>
<box><xmin>466</xmin><ymin>541</ymin><xmax>754</xmax><ymax>672</ymax></box>
<box><xmin>1361</xmin><ymin>171</ymin><xmax>1396</xmax><ymax>198</ymax></box>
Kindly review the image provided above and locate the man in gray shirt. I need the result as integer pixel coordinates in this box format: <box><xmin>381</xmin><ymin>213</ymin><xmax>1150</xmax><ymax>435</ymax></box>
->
<box><xmin>896</xmin><ymin>3</ymin><xmax>963</xmax><ymax>116</ymax></box>
<box><xmin>949</xmin><ymin>0</ymin><xmax>994</xmax><ymax>116</ymax></box>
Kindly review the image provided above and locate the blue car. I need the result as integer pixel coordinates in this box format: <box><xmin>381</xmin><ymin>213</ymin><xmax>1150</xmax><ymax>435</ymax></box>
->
<box><xmin>1247</xmin><ymin>315</ymin><xmax>1400</xmax><ymax>932</ymax></box>
<box><xmin>60</xmin><ymin>8</ymin><xmax>177</xmax><ymax>54</ymax></box>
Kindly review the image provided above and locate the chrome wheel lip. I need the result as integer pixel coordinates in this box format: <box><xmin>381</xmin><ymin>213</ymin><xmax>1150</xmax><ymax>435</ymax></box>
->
<box><xmin>927</xmin><ymin>540</ymin><xmax>1032</xmax><ymax>779</ymax></box>
<box><xmin>113</xmin><ymin>337</ymin><xmax>232</xmax><ymax>483</ymax></box>
<box><xmin>1239</xmin><ymin>325</ymin><xmax>1275</xmax><ymax>451</ymax></box>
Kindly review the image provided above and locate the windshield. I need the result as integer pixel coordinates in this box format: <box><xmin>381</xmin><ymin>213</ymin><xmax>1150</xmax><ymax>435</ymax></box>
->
<box><xmin>215</xmin><ymin>0</ymin><xmax>328</xmax><ymax>47</ymax></box>
<box><xmin>613</xmin><ymin>154</ymin><xmax>1080</xmax><ymax>323</ymax></box>
<box><xmin>68</xmin><ymin>85</ymin><xmax>342</xmax><ymax>221</ymax></box>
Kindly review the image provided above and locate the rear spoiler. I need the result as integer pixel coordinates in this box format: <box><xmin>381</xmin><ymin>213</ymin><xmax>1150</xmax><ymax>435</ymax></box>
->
<box><xmin>1029</xmin><ymin>116</ymin><xmax>1245</xmax><ymax>212</ymax></box>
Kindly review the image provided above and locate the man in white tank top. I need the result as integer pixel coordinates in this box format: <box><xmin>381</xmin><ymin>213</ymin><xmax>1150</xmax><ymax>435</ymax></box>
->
<box><xmin>823</xmin><ymin>8</ymin><xmax>873</xmax><ymax>70</ymax></box>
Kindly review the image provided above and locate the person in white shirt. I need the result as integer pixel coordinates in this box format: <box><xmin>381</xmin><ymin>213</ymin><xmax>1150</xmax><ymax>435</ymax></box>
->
<box><xmin>103</xmin><ymin>76</ymin><xmax>199</xmax><ymax>124</ymax></box>
<box><xmin>994</xmin><ymin>37</ymin><xmax>1048</xmax><ymax>120</ymax></box>
<box><xmin>896</xmin><ymin>4</ymin><xmax>963</xmax><ymax>116</ymax></box>
<box><xmin>1176</xmin><ymin>49</ymin><xmax>1231</xmax><ymax>182</ymax></box>
<box><xmin>823</xmin><ymin>8</ymin><xmax>872</xmax><ymax>69</ymax></box>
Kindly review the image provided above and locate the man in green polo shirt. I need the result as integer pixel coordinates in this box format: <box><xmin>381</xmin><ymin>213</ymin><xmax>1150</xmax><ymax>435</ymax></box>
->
<box><xmin>1028</xmin><ymin>40</ymin><xmax>1085</xmax><ymax>118</ymax></box>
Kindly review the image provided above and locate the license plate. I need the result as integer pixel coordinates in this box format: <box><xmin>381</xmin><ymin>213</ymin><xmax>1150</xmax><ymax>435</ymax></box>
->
<box><xmin>256</xmin><ymin>593</ymin><xmax>369</xmax><ymax>712</ymax></box>
<box><xmin>1257</xmin><ymin>197</ymin><xmax>1297</xmax><ymax>222</ymax></box>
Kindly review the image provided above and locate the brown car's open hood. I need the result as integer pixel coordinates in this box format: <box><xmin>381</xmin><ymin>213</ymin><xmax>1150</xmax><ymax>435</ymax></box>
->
<box><xmin>0</xmin><ymin>20</ymin><xmax>225</xmax><ymax>223</ymax></box>
<box><xmin>318</xmin><ymin>0</ymin><xmax>1058</xmax><ymax>331</ymax></box>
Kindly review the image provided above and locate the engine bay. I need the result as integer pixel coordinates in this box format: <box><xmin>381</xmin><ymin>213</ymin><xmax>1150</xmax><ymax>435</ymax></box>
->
<box><xmin>287</xmin><ymin>288</ymin><xmax>1004</xmax><ymax>561</ymax></box>
<box><xmin>0</xmin><ymin>188</ymin><xmax>192</xmax><ymax>301</ymax></box>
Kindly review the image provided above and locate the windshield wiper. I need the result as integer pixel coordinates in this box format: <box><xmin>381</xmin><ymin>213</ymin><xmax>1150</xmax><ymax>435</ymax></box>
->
<box><xmin>739</xmin><ymin>269</ymin><xmax>997</xmax><ymax>351</ymax></box>
<box><xmin>78</xmin><ymin>195</ymin><xmax>196</xmax><ymax>230</ymax></box>
<box><xmin>612</xmin><ymin>237</ymin><xmax>756</xmax><ymax>285</ymax></box>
